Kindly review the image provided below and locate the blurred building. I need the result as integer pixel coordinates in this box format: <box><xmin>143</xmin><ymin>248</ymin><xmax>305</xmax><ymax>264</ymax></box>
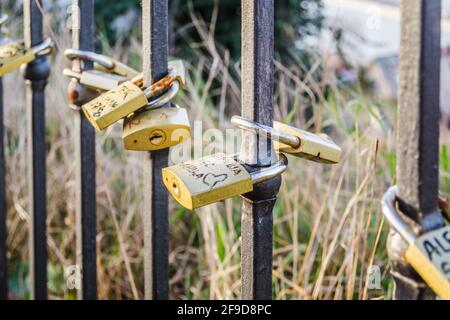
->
<box><xmin>323</xmin><ymin>0</ymin><xmax>450</xmax><ymax>116</ymax></box>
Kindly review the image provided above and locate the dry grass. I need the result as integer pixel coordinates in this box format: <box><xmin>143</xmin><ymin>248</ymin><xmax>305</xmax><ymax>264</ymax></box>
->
<box><xmin>4</xmin><ymin>4</ymin><xmax>438</xmax><ymax>300</ymax></box>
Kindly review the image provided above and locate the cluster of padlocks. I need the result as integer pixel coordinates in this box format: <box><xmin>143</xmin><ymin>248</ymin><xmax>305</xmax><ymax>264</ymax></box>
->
<box><xmin>0</xmin><ymin>14</ymin><xmax>449</xmax><ymax>300</ymax></box>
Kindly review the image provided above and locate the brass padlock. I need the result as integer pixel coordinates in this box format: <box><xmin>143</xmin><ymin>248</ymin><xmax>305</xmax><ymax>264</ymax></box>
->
<box><xmin>382</xmin><ymin>186</ymin><xmax>450</xmax><ymax>300</ymax></box>
<box><xmin>63</xmin><ymin>68</ymin><xmax>128</xmax><ymax>92</ymax></box>
<box><xmin>162</xmin><ymin>153</ymin><xmax>287</xmax><ymax>210</ymax></box>
<box><xmin>0</xmin><ymin>37</ymin><xmax>53</xmax><ymax>76</ymax></box>
<box><xmin>123</xmin><ymin>105</ymin><xmax>190</xmax><ymax>151</ymax></box>
<box><xmin>82</xmin><ymin>64</ymin><xmax>184</xmax><ymax>131</ymax></box>
<box><xmin>231</xmin><ymin>116</ymin><xmax>342</xmax><ymax>164</ymax></box>
<box><xmin>64</xmin><ymin>48</ymin><xmax>140</xmax><ymax>78</ymax></box>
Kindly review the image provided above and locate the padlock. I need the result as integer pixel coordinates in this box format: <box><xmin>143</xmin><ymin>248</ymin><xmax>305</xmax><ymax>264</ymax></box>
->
<box><xmin>382</xmin><ymin>186</ymin><xmax>450</xmax><ymax>300</ymax></box>
<box><xmin>231</xmin><ymin>116</ymin><xmax>342</xmax><ymax>164</ymax></box>
<box><xmin>82</xmin><ymin>66</ymin><xmax>183</xmax><ymax>131</ymax></box>
<box><xmin>64</xmin><ymin>48</ymin><xmax>140</xmax><ymax>78</ymax></box>
<box><xmin>63</xmin><ymin>68</ymin><xmax>128</xmax><ymax>92</ymax></box>
<box><xmin>162</xmin><ymin>153</ymin><xmax>287</xmax><ymax>210</ymax></box>
<box><xmin>122</xmin><ymin>104</ymin><xmax>190</xmax><ymax>151</ymax></box>
<box><xmin>0</xmin><ymin>37</ymin><xmax>53</xmax><ymax>76</ymax></box>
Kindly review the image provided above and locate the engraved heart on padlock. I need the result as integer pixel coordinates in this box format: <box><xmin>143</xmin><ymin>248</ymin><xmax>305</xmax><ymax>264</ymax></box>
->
<box><xmin>202</xmin><ymin>173</ymin><xmax>228</xmax><ymax>189</ymax></box>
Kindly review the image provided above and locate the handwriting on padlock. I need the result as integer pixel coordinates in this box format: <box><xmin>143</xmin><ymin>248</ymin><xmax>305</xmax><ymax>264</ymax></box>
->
<box><xmin>82</xmin><ymin>81</ymin><xmax>147</xmax><ymax>130</ymax></box>
<box><xmin>163</xmin><ymin>153</ymin><xmax>257</xmax><ymax>210</ymax></box>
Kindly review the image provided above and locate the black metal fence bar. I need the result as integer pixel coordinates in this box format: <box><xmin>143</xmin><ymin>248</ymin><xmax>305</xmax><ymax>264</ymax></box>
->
<box><xmin>142</xmin><ymin>0</ymin><xmax>169</xmax><ymax>300</ymax></box>
<box><xmin>0</xmin><ymin>3</ymin><xmax>6</xmax><ymax>301</ymax></box>
<box><xmin>393</xmin><ymin>0</ymin><xmax>444</xmax><ymax>299</ymax></box>
<box><xmin>240</xmin><ymin>0</ymin><xmax>279</xmax><ymax>300</ymax></box>
<box><xmin>71</xmin><ymin>0</ymin><xmax>97</xmax><ymax>300</ymax></box>
<box><xmin>23</xmin><ymin>0</ymin><xmax>50</xmax><ymax>300</ymax></box>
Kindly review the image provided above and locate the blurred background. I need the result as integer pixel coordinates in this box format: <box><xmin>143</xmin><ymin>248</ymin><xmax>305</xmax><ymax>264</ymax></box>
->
<box><xmin>1</xmin><ymin>0</ymin><xmax>449</xmax><ymax>299</ymax></box>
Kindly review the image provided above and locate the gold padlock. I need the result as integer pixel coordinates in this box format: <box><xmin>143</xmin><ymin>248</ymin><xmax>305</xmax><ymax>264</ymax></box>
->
<box><xmin>162</xmin><ymin>153</ymin><xmax>287</xmax><ymax>210</ymax></box>
<box><xmin>63</xmin><ymin>68</ymin><xmax>128</xmax><ymax>92</ymax></box>
<box><xmin>82</xmin><ymin>65</ymin><xmax>183</xmax><ymax>131</ymax></box>
<box><xmin>64</xmin><ymin>48</ymin><xmax>140</xmax><ymax>79</ymax></box>
<box><xmin>123</xmin><ymin>105</ymin><xmax>190</xmax><ymax>151</ymax></box>
<box><xmin>231</xmin><ymin>116</ymin><xmax>342</xmax><ymax>164</ymax></box>
<box><xmin>0</xmin><ymin>37</ymin><xmax>53</xmax><ymax>76</ymax></box>
<box><xmin>382</xmin><ymin>186</ymin><xmax>450</xmax><ymax>300</ymax></box>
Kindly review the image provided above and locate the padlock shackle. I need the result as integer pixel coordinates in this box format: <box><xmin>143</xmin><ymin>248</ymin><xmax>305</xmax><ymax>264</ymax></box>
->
<box><xmin>32</xmin><ymin>37</ymin><xmax>54</xmax><ymax>56</ymax></box>
<box><xmin>251</xmin><ymin>153</ymin><xmax>288</xmax><ymax>184</ymax></box>
<box><xmin>144</xmin><ymin>79</ymin><xmax>180</xmax><ymax>111</ymax></box>
<box><xmin>64</xmin><ymin>48</ymin><xmax>115</xmax><ymax>70</ymax></box>
<box><xmin>231</xmin><ymin>116</ymin><xmax>300</xmax><ymax>149</ymax></box>
<box><xmin>381</xmin><ymin>186</ymin><xmax>415</xmax><ymax>244</ymax></box>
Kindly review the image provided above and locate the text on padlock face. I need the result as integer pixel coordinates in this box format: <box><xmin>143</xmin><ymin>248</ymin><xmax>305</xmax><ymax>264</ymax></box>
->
<box><xmin>405</xmin><ymin>226</ymin><xmax>450</xmax><ymax>299</ymax></box>
<box><xmin>162</xmin><ymin>153</ymin><xmax>253</xmax><ymax>210</ymax></box>
<box><xmin>0</xmin><ymin>41</ymin><xmax>35</xmax><ymax>76</ymax></box>
<box><xmin>273</xmin><ymin>121</ymin><xmax>341</xmax><ymax>164</ymax></box>
<box><xmin>123</xmin><ymin>107</ymin><xmax>191</xmax><ymax>151</ymax></box>
<box><xmin>82</xmin><ymin>81</ymin><xmax>148</xmax><ymax>130</ymax></box>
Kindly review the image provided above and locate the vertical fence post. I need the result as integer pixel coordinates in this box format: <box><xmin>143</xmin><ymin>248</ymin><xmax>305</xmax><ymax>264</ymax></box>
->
<box><xmin>23</xmin><ymin>0</ymin><xmax>50</xmax><ymax>300</ymax></box>
<box><xmin>142</xmin><ymin>0</ymin><xmax>169</xmax><ymax>300</ymax></box>
<box><xmin>0</xmin><ymin>3</ymin><xmax>7</xmax><ymax>300</ymax></box>
<box><xmin>240</xmin><ymin>0</ymin><xmax>279</xmax><ymax>300</ymax></box>
<box><xmin>71</xmin><ymin>0</ymin><xmax>97</xmax><ymax>300</ymax></box>
<box><xmin>392</xmin><ymin>0</ymin><xmax>444</xmax><ymax>299</ymax></box>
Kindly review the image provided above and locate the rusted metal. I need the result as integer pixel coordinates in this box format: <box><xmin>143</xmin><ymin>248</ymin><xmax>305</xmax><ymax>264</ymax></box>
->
<box><xmin>142</xmin><ymin>0</ymin><xmax>170</xmax><ymax>300</ymax></box>
<box><xmin>23</xmin><ymin>0</ymin><xmax>50</xmax><ymax>300</ymax></box>
<box><xmin>240</xmin><ymin>0</ymin><xmax>279</xmax><ymax>300</ymax></box>
<box><xmin>71</xmin><ymin>0</ymin><xmax>97</xmax><ymax>300</ymax></box>
<box><xmin>390</xmin><ymin>0</ymin><xmax>445</xmax><ymax>300</ymax></box>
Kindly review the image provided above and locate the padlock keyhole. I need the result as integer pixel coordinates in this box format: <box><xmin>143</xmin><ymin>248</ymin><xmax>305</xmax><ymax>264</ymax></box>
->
<box><xmin>149</xmin><ymin>129</ymin><xmax>166</xmax><ymax>146</ymax></box>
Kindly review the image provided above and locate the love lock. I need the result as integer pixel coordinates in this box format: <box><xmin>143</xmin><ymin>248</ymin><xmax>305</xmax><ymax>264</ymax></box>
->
<box><xmin>82</xmin><ymin>61</ymin><xmax>185</xmax><ymax>130</ymax></box>
<box><xmin>382</xmin><ymin>186</ymin><xmax>450</xmax><ymax>300</ymax></box>
<box><xmin>162</xmin><ymin>153</ymin><xmax>287</xmax><ymax>210</ymax></box>
<box><xmin>231</xmin><ymin>116</ymin><xmax>342</xmax><ymax>164</ymax></box>
<box><xmin>0</xmin><ymin>37</ymin><xmax>53</xmax><ymax>76</ymax></box>
<box><xmin>122</xmin><ymin>104</ymin><xmax>190</xmax><ymax>151</ymax></box>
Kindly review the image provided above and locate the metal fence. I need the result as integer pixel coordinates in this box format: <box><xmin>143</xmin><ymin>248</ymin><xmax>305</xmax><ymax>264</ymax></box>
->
<box><xmin>0</xmin><ymin>0</ymin><xmax>445</xmax><ymax>300</ymax></box>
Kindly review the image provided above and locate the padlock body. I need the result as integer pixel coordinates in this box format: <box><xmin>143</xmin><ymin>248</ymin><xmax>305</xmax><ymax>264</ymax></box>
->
<box><xmin>0</xmin><ymin>41</ymin><xmax>35</xmax><ymax>76</ymax></box>
<box><xmin>162</xmin><ymin>153</ymin><xmax>253</xmax><ymax>210</ymax></box>
<box><xmin>82</xmin><ymin>81</ymin><xmax>148</xmax><ymax>130</ymax></box>
<box><xmin>80</xmin><ymin>70</ymin><xmax>127</xmax><ymax>91</ymax></box>
<box><xmin>273</xmin><ymin>121</ymin><xmax>342</xmax><ymax>164</ymax></box>
<box><xmin>123</xmin><ymin>107</ymin><xmax>191</xmax><ymax>151</ymax></box>
<box><xmin>168</xmin><ymin>60</ymin><xmax>186</xmax><ymax>88</ymax></box>
<box><xmin>405</xmin><ymin>226</ymin><xmax>450</xmax><ymax>299</ymax></box>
